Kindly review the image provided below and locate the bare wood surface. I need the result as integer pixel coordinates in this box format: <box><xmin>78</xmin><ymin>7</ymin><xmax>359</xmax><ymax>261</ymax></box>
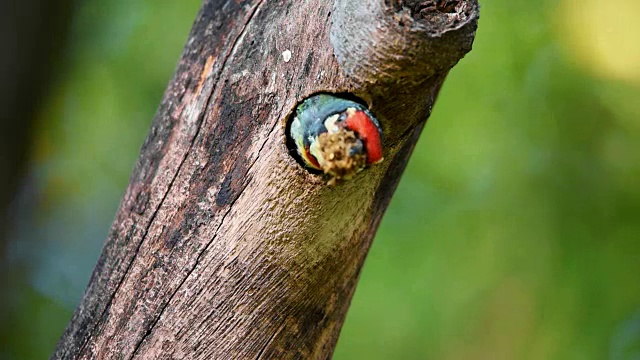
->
<box><xmin>53</xmin><ymin>0</ymin><xmax>478</xmax><ymax>358</ymax></box>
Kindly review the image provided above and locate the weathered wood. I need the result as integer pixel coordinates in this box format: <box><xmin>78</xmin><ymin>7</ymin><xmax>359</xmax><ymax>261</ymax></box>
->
<box><xmin>53</xmin><ymin>0</ymin><xmax>478</xmax><ymax>358</ymax></box>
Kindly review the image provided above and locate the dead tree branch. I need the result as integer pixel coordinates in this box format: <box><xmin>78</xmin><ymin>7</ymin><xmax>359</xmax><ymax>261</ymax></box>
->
<box><xmin>53</xmin><ymin>0</ymin><xmax>478</xmax><ymax>358</ymax></box>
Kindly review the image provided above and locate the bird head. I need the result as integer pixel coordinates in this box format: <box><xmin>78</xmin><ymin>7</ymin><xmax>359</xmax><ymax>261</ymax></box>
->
<box><xmin>289</xmin><ymin>94</ymin><xmax>383</xmax><ymax>180</ymax></box>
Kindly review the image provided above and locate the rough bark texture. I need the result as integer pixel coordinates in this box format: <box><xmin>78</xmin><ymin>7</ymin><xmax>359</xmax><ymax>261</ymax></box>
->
<box><xmin>54</xmin><ymin>0</ymin><xmax>478</xmax><ymax>359</ymax></box>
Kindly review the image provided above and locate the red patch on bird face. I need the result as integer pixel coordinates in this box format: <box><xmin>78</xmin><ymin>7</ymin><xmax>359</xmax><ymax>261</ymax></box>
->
<box><xmin>303</xmin><ymin>146</ymin><xmax>322</xmax><ymax>170</ymax></box>
<box><xmin>344</xmin><ymin>110</ymin><xmax>383</xmax><ymax>164</ymax></box>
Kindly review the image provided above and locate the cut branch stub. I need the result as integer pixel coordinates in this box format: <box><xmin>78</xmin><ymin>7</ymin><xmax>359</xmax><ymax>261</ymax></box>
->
<box><xmin>331</xmin><ymin>0</ymin><xmax>479</xmax><ymax>140</ymax></box>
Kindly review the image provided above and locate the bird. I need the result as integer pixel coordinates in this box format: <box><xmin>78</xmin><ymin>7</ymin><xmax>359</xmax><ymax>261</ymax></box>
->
<box><xmin>289</xmin><ymin>94</ymin><xmax>383</xmax><ymax>178</ymax></box>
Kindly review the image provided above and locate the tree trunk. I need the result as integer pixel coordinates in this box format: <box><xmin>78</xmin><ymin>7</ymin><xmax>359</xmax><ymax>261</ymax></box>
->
<box><xmin>53</xmin><ymin>0</ymin><xmax>478</xmax><ymax>359</ymax></box>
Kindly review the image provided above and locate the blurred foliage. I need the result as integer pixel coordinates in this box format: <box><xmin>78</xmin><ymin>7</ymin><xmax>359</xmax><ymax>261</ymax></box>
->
<box><xmin>2</xmin><ymin>0</ymin><xmax>639</xmax><ymax>359</ymax></box>
<box><xmin>1</xmin><ymin>0</ymin><xmax>200</xmax><ymax>358</ymax></box>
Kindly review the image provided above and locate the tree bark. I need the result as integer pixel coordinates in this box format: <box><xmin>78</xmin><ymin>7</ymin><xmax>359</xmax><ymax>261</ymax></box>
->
<box><xmin>54</xmin><ymin>0</ymin><xmax>478</xmax><ymax>359</ymax></box>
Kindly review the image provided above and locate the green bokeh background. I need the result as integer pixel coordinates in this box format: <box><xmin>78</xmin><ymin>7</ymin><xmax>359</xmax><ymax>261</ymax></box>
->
<box><xmin>3</xmin><ymin>0</ymin><xmax>640</xmax><ymax>359</ymax></box>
